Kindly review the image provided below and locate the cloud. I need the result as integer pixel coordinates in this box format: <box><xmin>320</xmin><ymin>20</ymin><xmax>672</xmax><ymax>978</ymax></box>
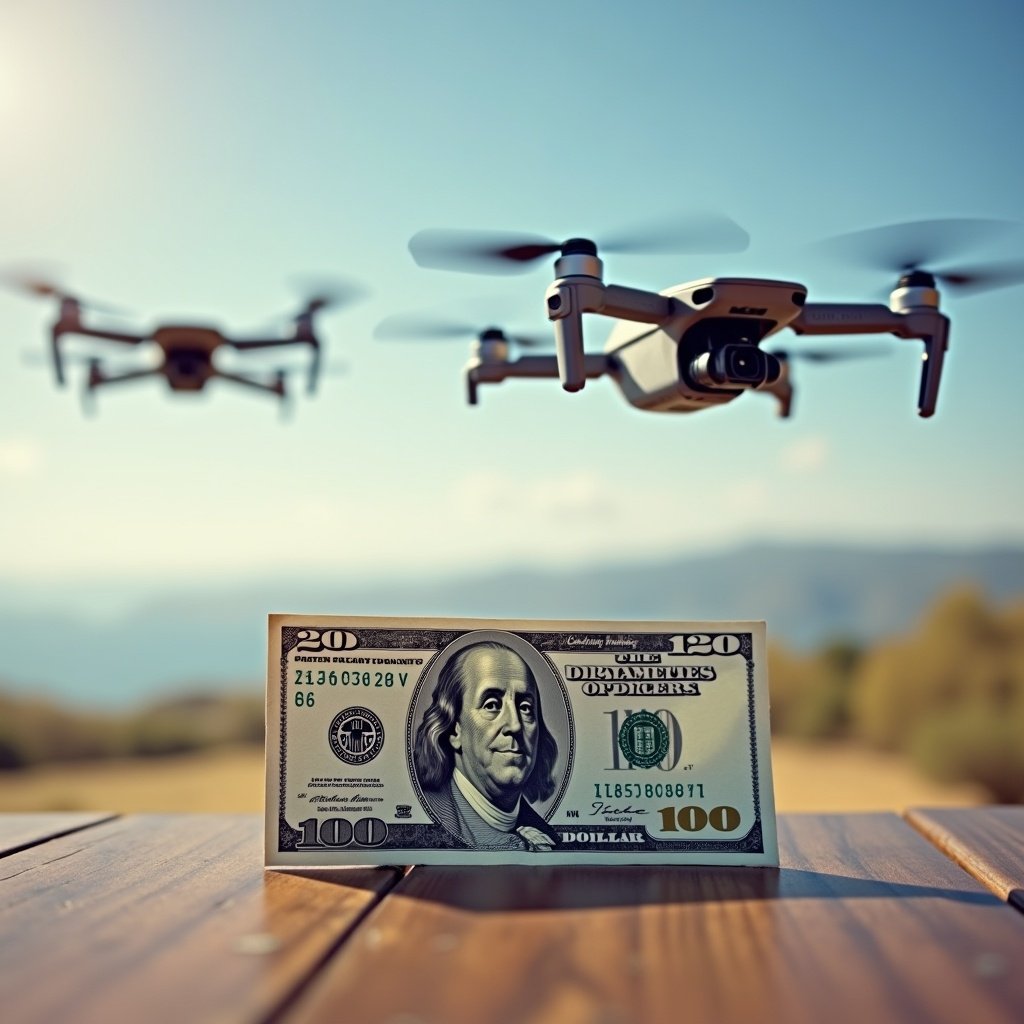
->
<box><xmin>780</xmin><ymin>437</ymin><xmax>828</xmax><ymax>474</ymax></box>
<box><xmin>0</xmin><ymin>439</ymin><xmax>42</xmax><ymax>476</ymax></box>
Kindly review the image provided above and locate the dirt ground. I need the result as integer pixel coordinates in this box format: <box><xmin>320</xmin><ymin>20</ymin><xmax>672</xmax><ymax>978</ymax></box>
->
<box><xmin>0</xmin><ymin>739</ymin><xmax>989</xmax><ymax>814</ymax></box>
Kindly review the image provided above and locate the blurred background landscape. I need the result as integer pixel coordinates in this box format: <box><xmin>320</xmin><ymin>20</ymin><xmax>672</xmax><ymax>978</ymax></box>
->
<box><xmin>1</xmin><ymin>547</ymin><xmax>1021</xmax><ymax>812</ymax></box>
<box><xmin>1</xmin><ymin>0</ymin><xmax>1022</xmax><ymax>815</ymax></box>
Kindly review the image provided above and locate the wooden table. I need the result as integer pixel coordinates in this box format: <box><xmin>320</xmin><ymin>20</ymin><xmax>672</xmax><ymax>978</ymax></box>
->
<box><xmin>1</xmin><ymin>810</ymin><xmax>1022</xmax><ymax>1024</ymax></box>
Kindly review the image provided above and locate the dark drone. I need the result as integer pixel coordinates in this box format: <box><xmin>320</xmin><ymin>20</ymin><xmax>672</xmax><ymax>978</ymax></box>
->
<box><xmin>6</xmin><ymin>274</ymin><xmax>363</xmax><ymax>412</ymax></box>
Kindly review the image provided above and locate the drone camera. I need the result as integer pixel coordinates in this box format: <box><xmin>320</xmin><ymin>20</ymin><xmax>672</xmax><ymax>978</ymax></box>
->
<box><xmin>689</xmin><ymin>342</ymin><xmax>781</xmax><ymax>389</ymax></box>
<box><xmin>679</xmin><ymin>315</ymin><xmax>782</xmax><ymax>391</ymax></box>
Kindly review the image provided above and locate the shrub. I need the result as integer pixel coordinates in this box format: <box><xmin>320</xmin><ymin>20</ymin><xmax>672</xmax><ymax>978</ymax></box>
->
<box><xmin>849</xmin><ymin>586</ymin><xmax>1024</xmax><ymax>800</ymax></box>
<box><xmin>768</xmin><ymin>638</ymin><xmax>860</xmax><ymax>741</ymax></box>
<box><xmin>909</xmin><ymin>705</ymin><xmax>1024</xmax><ymax>803</ymax></box>
<box><xmin>0</xmin><ymin>688</ymin><xmax>264</xmax><ymax>770</ymax></box>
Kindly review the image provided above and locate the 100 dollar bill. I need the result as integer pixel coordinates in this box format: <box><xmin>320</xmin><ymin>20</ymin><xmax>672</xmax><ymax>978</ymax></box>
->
<box><xmin>265</xmin><ymin>615</ymin><xmax>777</xmax><ymax>866</ymax></box>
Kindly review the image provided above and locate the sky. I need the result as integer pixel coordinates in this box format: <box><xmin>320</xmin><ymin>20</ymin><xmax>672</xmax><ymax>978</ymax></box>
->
<box><xmin>2</xmin><ymin>0</ymin><xmax>1023</xmax><ymax>611</ymax></box>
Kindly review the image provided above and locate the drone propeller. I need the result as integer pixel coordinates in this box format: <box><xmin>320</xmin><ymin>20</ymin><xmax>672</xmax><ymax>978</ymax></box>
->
<box><xmin>408</xmin><ymin>212</ymin><xmax>750</xmax><ymax>275</ymax></box>
<box><xmin>21</xmin><ymin>350</ymin><xmax>78</xmax><ymax>368</ymax></box>
<box><xmin>769</xmin><ymin>344</ymin><xmax>893</xmax><ymax>364</ymax></box>
<box><xmin>20</xmin><ymin>350</ymin><xmax>155</xmax><ymax>373</ymax></box>
<box><xmin>250</xmin><ymin>358</ymin><xmax>349</xmax><ymax>378</ymax></box>
<box><xmin>1</xmin><ymin>270</ymin><xmax>131</xmax><ymax>315</ymax></box>
<box><xmin>374</xmin><ymin>314</ymin><xmax>546</xmax><ymax>347</ymax></box>
<box><xmin>814</xmin><ymin>218</ymin><xmax>1024</xmax><ymax>295</ymax></box>
<box><xmin>288</xmin><ymin>276</ymin><xmax>368</xmax><ymax>317</ymax></box>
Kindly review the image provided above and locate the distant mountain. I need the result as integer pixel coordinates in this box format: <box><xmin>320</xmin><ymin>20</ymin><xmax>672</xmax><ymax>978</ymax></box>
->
<box><xmin>2</xmin><ymin>541</ymin><xmax>1022</xmax><ymax>707</ymax></box>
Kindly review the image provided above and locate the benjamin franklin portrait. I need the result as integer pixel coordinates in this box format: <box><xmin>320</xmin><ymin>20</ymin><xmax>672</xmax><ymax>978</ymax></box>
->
<box><xmin>412</xmin><ymin>638</ymin><xmax>563</xmax><ymax>851</ymax></box>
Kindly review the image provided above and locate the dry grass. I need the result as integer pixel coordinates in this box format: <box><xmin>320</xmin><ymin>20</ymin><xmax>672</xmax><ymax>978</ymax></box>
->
<box><xmin>0</xmin><ymin>746</ymin><xmax>266</xmax><ymax>813</ymax></box>
<box><xmin>768</xmin><ymin>738</ymin><xmax>987</xmax><ymax>811</ymax></box>
<box><xmin>0</xmin><ymin>739</ymin><xmax>990</xmax><ymax>814</ymax></box>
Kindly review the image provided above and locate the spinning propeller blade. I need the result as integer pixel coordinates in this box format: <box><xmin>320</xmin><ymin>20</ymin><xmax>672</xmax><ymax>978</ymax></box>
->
<box><xmin>21</xmin><ymin>350</ymin><xmax>154</xmax><ymax>373</ymax></box>
<box><xmin>289</xmin><ymin>275</ymin><xmax>368</xmax><ymax>316</ymax></box>
<box><xmin>814</xmin><ymin>218</ymin><xmax>1023</xmax><ymax>295</ymax></box>
<box><xmin>374</xmin><ymin>313</ymin><xmax>546</xmax><ymax>347</ymax></box>
<box><xmin>599</xmin><ymin>212</ymin><xmax>750</xmax><ymax>255</ymax></box>
<box><xmin>21</xmin><ymin>350</ymin><xmax>89</xmax><ymax>368</ymax></box>
<box><xmin>408</xmin><ymin>231</ymin><xmax>561</xmax><ymax>274</ymax></box>
<box><xmin>374</xmin><ymin>314</ymin><xmax>485</xmax><ymax>340</ymax></box>
<box><xmin>2</xmin><ymin>269</ymin><xmax>131</xmax><ymax>315</ymax></box>
<box><xmin>408</xmin><ymin>212</ymin><xmax>749</xmax><ymax>274</ymax></box>
<box><xmin>929</xmin><ymin>260</ymin><xmax>1024</xmax><ymax>295</ymax></box>
<box><xmin>770</xmin><ymin>344</ymin><xmax>892</xmax><ymax>364</ymax></box>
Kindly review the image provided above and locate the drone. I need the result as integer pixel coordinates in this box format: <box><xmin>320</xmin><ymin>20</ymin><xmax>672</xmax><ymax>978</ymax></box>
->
<box><xmin>404</xmin><ymin>216</ymin><xmax>1024</xmax><ymax>418</ymax></box>
<box><xmin>6</xmin><ymin>273</ymin><xmax>363</xmax><ymax>411</ymax></box>
<box><xmin>375</xmin><ymin>316</ymin><xmax>553</xmax><ymax>404</ymax></box>
<box><xmin>377</xmin><ymin>319</ymin><xmax>890</xmax><ymax>418</ymax></box>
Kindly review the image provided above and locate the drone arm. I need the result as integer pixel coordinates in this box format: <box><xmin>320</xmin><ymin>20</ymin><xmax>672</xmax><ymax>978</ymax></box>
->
<box><xmin>81</xmin><ymin>364</ymin><xmax>162</xmax><ymax>413</ymax></box>
<box><xmin>790</xmin><ymin>303</ymin><xmax>950</xmax><ymax>417</ymax></box>
<box><xmin>50</xmin><ymin>324</ymin><xmax>148</xmax><ymax>388</ymax></box>
<box><xmin>227</xmin><ymin>335</ymin><xmax>320</xmax><ymax>394</ymax></box>
<box><xmin>464</xmin><ymin>354</ymin><xmax>609</xmax><ymax>406</ymax></box>
<box><xmin>214</xmin><ymin>368</ymin><xmax>288</xmax><ymax>399</ymax></box>
<box><xmin>89</xmin><ymin>366</ymin><xmax>163</xmax><ymax>387</ymax></box>
<box><xmin>228</xmin><ymin>337</ymin><xmax>307</xmax><ymax>350</ymax></box>
<box><xmin>601</xmin><ymin>284</ymin><xmax>674</xmax><ymax>322</ymax></box>
<box><xmin>790</xmin><ymin>303</ymin><xmax>905</xmax><ymax>336</ymax></box>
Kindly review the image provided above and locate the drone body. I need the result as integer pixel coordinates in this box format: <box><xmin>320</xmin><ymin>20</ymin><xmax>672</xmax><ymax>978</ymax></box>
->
<box><xmin>135</xmin><ymin>325</ymin><xmax>248</xmax><ymax>393</ymax></box>
<box><xmin>600</xmin><ymin>277</ymin><xmax>805</xmax><ymax>415</ymax></box>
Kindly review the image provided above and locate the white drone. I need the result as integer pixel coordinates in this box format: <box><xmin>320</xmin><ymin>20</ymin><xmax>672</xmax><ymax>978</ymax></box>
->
<box><xmin>396</xmin><ymin>216</ymin><xmax>1023</xmax><ymax>418</ymax></box>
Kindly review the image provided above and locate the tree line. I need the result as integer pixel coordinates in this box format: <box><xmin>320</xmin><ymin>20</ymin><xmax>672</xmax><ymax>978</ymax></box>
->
<box><xmin>1</xmin><ymin>585</ymin><xmax>1021</xmax><ymax>801</ymax></box>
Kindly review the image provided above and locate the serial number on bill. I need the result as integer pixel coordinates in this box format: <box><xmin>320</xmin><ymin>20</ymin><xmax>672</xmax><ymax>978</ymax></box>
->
<box><xmin>594</xmin><ymin>782</ymin><xmax>704</xmax><ymax>799</ymax></box>
<box><xmin>293</xmin><ymin>670</ymin><xmax>410</xmax><ymax>687</ymax></box>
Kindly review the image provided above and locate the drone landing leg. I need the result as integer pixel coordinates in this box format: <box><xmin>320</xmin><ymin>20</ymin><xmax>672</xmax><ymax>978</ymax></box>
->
<box><xmin>756</xmin><ymin>370</ymin><xmax>794</xmax><ymax>419</ymax></box>
<box><xmin>50</xmin><ymin>326</ymin><xmax>65</xmax><ymax>386</ymax></box>
<box><xmin>545</xmin><ymin>279</ymin><xmax>670</xmax><ymax>393</ymax></box>
<box><xmin>791</xmin><ymin>304</ymin><xmax>950</xmax><ymax>417</ymax></box>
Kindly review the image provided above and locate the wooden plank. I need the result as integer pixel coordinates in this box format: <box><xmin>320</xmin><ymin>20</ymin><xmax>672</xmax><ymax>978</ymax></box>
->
<box><xmin>287</xmin><ymin>813</ymin><xmax>1024</xmax><ymax>1024</ymax></box>
<box><xmin>0</xmin><ymin>814</ymin><xmax>401</xmax><ymax>1024</ymax></box>
<box><xmin>0</xmin><ymin>812</ymin><xmax>115</xmax><ymax>856</ymax></box>
<box><xmin>907</xmin><ymin>806</ymin><xmax>1024</xmax><ymax>911</ymax></box>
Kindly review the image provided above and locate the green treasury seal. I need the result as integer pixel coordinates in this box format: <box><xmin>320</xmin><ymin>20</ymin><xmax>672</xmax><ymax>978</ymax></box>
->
<box><xmin>617</xmin><ymin>709</ymin><xmax>670</xmax><ymax>769</ymax></box>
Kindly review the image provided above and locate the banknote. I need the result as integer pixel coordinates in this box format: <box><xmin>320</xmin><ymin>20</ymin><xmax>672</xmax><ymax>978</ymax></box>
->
<box><xmin>265</xmin><ymin>615</ymin><xmax>777</xmax><ymax>867</ymax></box>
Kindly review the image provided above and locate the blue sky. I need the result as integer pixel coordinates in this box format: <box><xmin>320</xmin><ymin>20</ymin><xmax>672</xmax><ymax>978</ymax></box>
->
<box><xmin>2</xmin><ymin>0</ymin><xmax>1023</xmax><ymax>604</ymax></box>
